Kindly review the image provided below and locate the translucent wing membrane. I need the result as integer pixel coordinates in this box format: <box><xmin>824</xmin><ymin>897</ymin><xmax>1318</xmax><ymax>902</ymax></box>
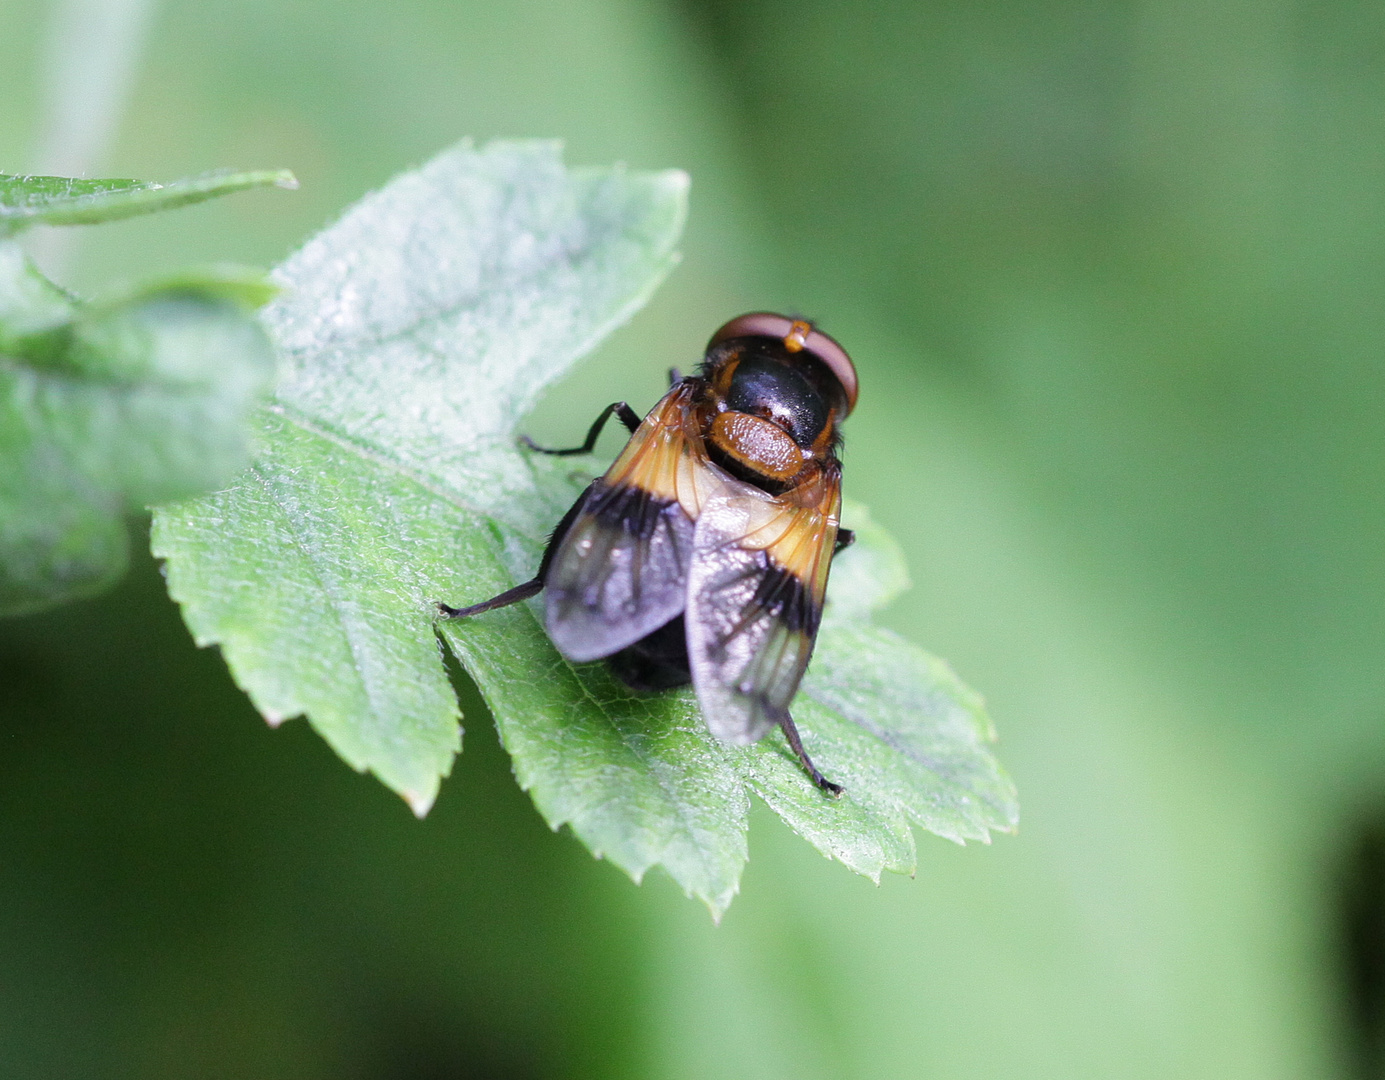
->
<box><xmin>686</xmin><ymin>475</ymin><xmax>841</xmax><ymax>743</ymax></box>
<box><xmin>544</xmin><ymin>480</ymin><xmax>695</xmax><ymax>662</ymax></box>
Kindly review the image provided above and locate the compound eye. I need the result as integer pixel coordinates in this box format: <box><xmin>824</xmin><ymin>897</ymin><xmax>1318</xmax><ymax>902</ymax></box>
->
<box><xmin>707</xmin><ymin>312</ymin><xmax>858</xmax><ymax>416</ymax></box>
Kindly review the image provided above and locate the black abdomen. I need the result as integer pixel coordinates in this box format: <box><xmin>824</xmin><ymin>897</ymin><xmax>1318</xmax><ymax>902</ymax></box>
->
<box><xmin>604</xmin><ymin>614</ymin><xmax>691</xmax><ymax>691</ymax></box>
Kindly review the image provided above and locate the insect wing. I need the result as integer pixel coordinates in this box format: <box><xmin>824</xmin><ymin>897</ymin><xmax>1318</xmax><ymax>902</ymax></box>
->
<box><xmin>543</xmin><ymin>384</ymin><xmax>712</xmax><ymax>664</ymax></box>
<box><xmin>685</xmin><ymin>474</ymin><xmax>841</xmax><ymax>744</ymax></box>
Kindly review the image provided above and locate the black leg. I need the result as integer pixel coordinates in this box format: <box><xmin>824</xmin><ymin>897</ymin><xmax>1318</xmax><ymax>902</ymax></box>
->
<box><xmin>439</xmin><ymin>480</ymin><xmax>600</xmax><ymax>621</ymax></box>
<box><xmin>439</xmin><ymin>478</ymin><xmax>600</xmax><ymax>621</ymax></box>
<box><xmin>520</xmin><ymin>401</ymin><xmax>641</xmax><ymax>456</ymax></box>
<box><xmin>779</xmin><ymin>713</ymin><xmax>843</xmax><ymax>797</ymax></box>
<box><xmin>437</xmin><ymin>576</ymin><xmax>543</xmax><ymax>620</ymax></box>
<box><xmin>833</xmin><ymin>528</ymin><xmax>855</xmax><ymax>555</ymax></box>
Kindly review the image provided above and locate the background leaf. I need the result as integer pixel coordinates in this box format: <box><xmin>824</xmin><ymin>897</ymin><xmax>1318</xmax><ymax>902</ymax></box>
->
<box><xmin>0</xmin><ymin>245</ymin><xmax>277</xmax><ymax>615</ymax></box>
<box><xmin>825</xmin><ymin>497</ymin><xmax>911</xmax><ymax>621</ymax></box>
<box><xmin>153</xmin><ymin>138</ymin><xmax>1015</xmax><ymax>915</ymax></box>
<box><xmin>0</xmin><ymin>169</ymin><xmax>297</xmax><ymax>236</ymax></box>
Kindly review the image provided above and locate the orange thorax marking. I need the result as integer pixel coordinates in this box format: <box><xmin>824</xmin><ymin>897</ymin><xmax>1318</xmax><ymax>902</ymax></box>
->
<box><xmin>709</xmin><ymin>411</ymin><xmax>805</xmax><ymax>484</ymax></box>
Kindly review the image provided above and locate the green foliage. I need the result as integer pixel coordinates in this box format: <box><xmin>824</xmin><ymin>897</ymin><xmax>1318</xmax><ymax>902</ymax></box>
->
<box><xmin>0</xmin><ymin>169</ymin><xmax>297</xmax><ymax>237</ymax></box>
<box><xmin>152</xmin><ymin>139</ymin><xmax>1017</xmax><ymax>915</ymax></box>
<box><xmin>0</xmin><ymin>168</ymin><xmax>292</xmax><ymax>616</ymax></box>
<box><xmin>0</xmin><ymin>261</ymin><xmax>279</xmax><ymax>617</ymax></box>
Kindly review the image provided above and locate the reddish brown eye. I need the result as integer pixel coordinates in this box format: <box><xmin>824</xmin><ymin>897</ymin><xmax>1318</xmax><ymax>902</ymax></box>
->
<box><xmin>707</xmin><ymin>312</ymin><xmax>858</xmax><ymax>417</ymax></box>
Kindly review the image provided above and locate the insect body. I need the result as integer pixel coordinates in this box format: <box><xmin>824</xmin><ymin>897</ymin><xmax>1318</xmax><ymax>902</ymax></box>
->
<box><xmin>440</xmin><ymin>313</ymin><xmax>858</xmax><ymax>795</ymax></box>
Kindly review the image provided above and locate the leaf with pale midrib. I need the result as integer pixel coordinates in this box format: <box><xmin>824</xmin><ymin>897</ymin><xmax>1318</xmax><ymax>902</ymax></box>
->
<box><xmin>152</xmin><ymin>139</ymin><xmax>1017</xmax><ymax>916</ymax></box>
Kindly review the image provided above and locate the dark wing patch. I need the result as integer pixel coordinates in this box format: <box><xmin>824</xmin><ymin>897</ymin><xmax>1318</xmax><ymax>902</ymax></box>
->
<box><xmin>544</xmin><ymin>480</ymin><xmax>695</xmax><ymax>663</ymax></box>
<box><xmin>542</xmin><ymin>383</ymin><xmax>713</xmax><ymax>665</ymax></box>
<box><xmin>685</xmin><ymin>476</ymin><xmax>840</xmax><ymax>744</ymax></box>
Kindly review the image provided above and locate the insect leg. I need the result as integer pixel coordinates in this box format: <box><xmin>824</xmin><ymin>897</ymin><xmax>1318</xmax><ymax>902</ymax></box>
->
<box><xmin>438</xmin><ymin>577</ymin><xmax>542</xmax><ymax>619</ymax></box>
<box><xmin>833</xmin><ymin>528</ymin><xmax>855</xmax><ymax>554</ymax></box>
<box><xmin>778</xmin><ymin>713</ymin><xmax>844</xmax><ymax>797</ymax></box>
<box><xmin>667</xmin><ymin>366</ymin><xmax>683</xmax><ymax>387</ymax></box>
<box><xmin>437</xmin><ymin>479</ymin><xmax>597</xmax><ymax>620</ymax></box>
<box><xmin>520</xmin><ymin>402</ymin><xmax>641</xmax><ymax>456</ymax></box>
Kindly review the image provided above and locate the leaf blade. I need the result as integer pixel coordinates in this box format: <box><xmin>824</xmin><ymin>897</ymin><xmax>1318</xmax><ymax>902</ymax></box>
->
<box><xmin>0</xmin><ymin>169</ymin><xmax>297</xmax><ymax>236</ymax></box>
<box><xmin>152</xmin><ymin>410</ymin><xmax>468</xmax><ymax>813</ymax></box>
<box><xmin>153</xmin><ymin>141</ymin><xmax>694</xmax><ymax>831</ymax></box>
<box><xmin>444</xmin><ymin>608</ymin><xmax>749</xmax><ymax>915</ymax></box>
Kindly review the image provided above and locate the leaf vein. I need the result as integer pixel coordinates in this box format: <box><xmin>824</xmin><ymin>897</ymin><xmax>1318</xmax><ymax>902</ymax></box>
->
<box><xmin>267</xmin><ymin>402</ymin><xmax>496</xmax><ymax>517</ymax></box>
<box><xmin>243</xmin><ymin>460</ymin><xmax>401</xmax><ymax>738</ymax></box>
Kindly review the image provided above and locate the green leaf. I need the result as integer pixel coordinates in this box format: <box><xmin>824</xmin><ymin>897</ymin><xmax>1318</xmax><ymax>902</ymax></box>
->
<box><xmin>0</xmin><ymin>246</ymin><xmax>277</xmax><ymax>616</ymax></box>
<box><xmin>0</xmin><ymin>169</ymin><xmax>298</xmax><ymax>237</ymax></box>
<box><xmin>748</xmin><ymin>621</ymin><xmax>1011</xmax><ymax>879</ymax></box>
<box><xmin>153</xmin><ymin>139</ymin><xmax>691</xmax><ymax>818</ymax></box>
<box><xmin>152</xmin><ymin>138</ymin><xmax>1017</xmax><ymax>916</ymax></box>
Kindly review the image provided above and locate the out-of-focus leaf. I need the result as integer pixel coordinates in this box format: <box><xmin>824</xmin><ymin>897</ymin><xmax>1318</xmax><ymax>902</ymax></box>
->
<box><xmin>0</xmin><ymin>244</ymin><xmax>277</xmax><ymax>616</ymax></box>
<box><xmin>824</xmin><ymin>498</ymin><xmax>911</xmax><ymax>621</ymax></box>
<box><xmin>152</xmin><ymin>139</ymin><xmax>1016</xmax><ymax>916</ymax></box>
<box><xmin>0</xmin><ymin>169</ymin><xmax>298</xmax><ymax>237</ymax></box>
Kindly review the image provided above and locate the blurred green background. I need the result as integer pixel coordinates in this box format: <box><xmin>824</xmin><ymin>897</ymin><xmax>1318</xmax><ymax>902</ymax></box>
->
<box><xmin>4</xmin><ymin>0</ymin><xmax>1385</xmax><ymax>1076</ymax></box>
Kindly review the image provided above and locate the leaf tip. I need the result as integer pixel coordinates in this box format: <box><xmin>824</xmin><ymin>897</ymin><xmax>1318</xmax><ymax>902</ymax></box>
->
<box><xmin>272</xmin><ymin>171</ymin><xmax>300</xmax><ymax>191</ymax></box>
<box><xmin>403</xmin><ymin>788</ymin><xmax>436</xmax><ymax>818</ymax></box>
<box><xmin>703</xmin><ymin>889</ymin><xmax>738</xmax><ymax>924</ymax></box>
<box><xmin>661</xmin><ymin>168</ymin><xmax>691</xmax><ymax>197</ymax></box>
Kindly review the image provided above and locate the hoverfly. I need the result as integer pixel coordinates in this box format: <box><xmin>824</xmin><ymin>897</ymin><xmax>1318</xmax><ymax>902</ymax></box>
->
<box><xmin>440</xmin><ymin>313</ymin><xmax>857</xmax><ymax>795</ymax></box>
